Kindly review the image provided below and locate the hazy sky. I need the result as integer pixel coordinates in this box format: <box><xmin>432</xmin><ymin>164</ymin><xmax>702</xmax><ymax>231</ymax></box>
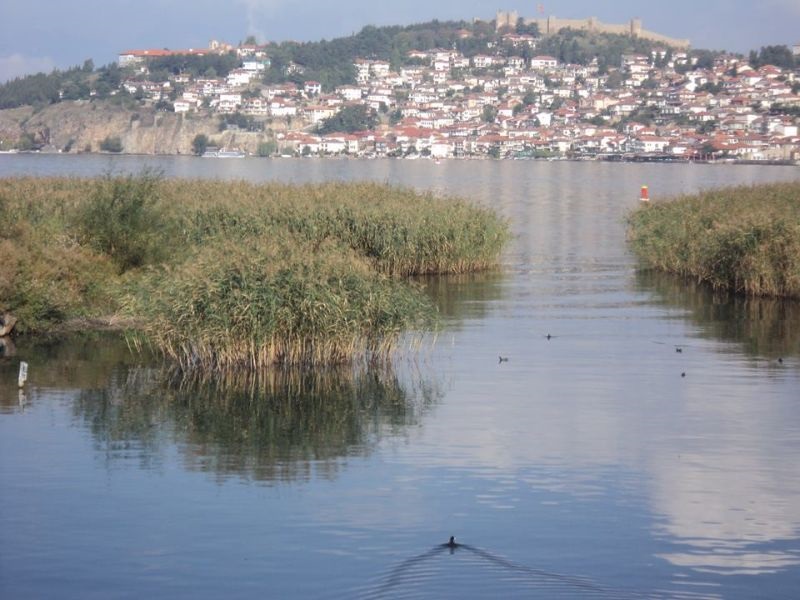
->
<box><xmin>2</xmin><ymin>0</ymin><xmax>799</xmax><ymax>82</ymax></box>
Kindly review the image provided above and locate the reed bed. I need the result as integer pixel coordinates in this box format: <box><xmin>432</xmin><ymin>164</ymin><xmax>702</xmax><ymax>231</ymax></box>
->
<box><xmin>627</xmin><ymin>183</ymin><xmax>800</xmax><ymax>298</ymax></box>
<box><xmin>0</xmin><ymin>175</ymin><xmax>509</xmax><ymax>369</ymax></box>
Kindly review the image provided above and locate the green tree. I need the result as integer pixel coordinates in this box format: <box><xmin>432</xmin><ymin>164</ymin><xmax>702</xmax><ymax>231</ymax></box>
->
<box><xmin>318</xmin><ymin>105</ymin><xmax>378</xmax><ymax>133</ymax></box>
<box><xmin>605</xmin><ymin>71</ymin><xmax>623</xmax><ymax>89</ymax></box>
<box><xmin>75</xmin><ymin>170</ymin><xmax>172</xmax><ymax>272</ymax></box>
<box><xmin>257</xmin><ymin>141</ymin><xmax>277</xmax><ymax>156</ymax></box>
<box><xmin>516</xmin><ymin>18</ymin><xmax>540</xmax><ymax>37</ymax></box>
<box><xmin>99</xmin><ymin>136</ymin><xmax>123</xmax><ymax>153</ymax></box>
<box><xmin>749</xmin><ymin>45</ymin><xmax>796</xmax><ymax>69</ymax></box>
<box><xmin>192</xmin><ymin>134</ymin><xmax>210</xmax><ymax>156</ymax></box>
<box><xmin>481</xmin><ymin>105</ymin><xmax>497</xmax><ymax>123</ymax></box>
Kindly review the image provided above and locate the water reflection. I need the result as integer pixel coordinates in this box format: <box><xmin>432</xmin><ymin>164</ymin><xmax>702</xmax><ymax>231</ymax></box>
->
<box><xmin>62</xmin><ymin>351</ymin><xmax>441</xmax><ymax>484</ymax></box>
<box><xmin>0</xmin><ymin>333</ymin><xmax>146</xmax><ymax>413</ymax></box>
<box><xmin>637</xmin><ymin>270</ymin><xmax>800</xmax><ymax>359</ymax></box>
<box><xmin>418</xmin><ymin>271</ymin><xmax>508</xmax><ymax>324</ymax></box>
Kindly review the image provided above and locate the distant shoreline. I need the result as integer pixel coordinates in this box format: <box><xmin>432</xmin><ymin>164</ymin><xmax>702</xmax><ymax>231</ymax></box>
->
<box><xmin>1</xmin><ymin>150</ymin><xmax>797</xmax><ymax>167</ymax></box>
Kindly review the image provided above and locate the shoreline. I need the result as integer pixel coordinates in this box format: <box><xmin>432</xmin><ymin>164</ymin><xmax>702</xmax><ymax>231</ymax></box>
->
<box><xmin>2</xmin><ymin>150</ymin><xmax>798</xmax><ymax>167</ymax></box>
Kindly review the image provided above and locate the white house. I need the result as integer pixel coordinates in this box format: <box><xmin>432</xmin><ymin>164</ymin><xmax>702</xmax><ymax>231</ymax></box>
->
<box><xmin>321</xmin><ymin>136</ymin><xmax>347</xmax><ymax>154</ymax></box>
<box><xmin>269</xmin><ymin>98</ymin><xmax>297</xmax><ymax>117</ymax></box>
<box><xmin>370</xmin><ymin>61</ymin><xmax>391</xmax><ymax>78</ymax></box>
<box><xmin>242</xmin><ymin>60</ymin><xmax>266</xmax><ymax>73</ymax></box>
<box><xmin>336</xmin><ymin>86</ymin><xmax>363</xmax><ymax>101</ymax></box>
<box><xmin>242</xmin><ymin>97</ymin><xmax>269</xmax><ymax>116</ymax></box>
<box><xmin>472</xmin><ymin>55</ymin><xmax>499</xmax><ymax>69</ymax></box>
<box><xmin>226</xmin><ymin>69</ymin><xmax>254</xmax><ymax>88</ymax></box>
<box><xmin>304</xmin><ymin>81</ymin><xmax>322</xmax><ymax>96</ymax></box>
<box><xmin>173</xmin><ymin>100</ymin><xmax>192</xmax><ymax>113</ymax></box>
<box><xmin>434</xmin><ymin>59</ymin><xmax>451</xmax><ymax>72</ymax></box>
<box><xmin>354</xmin><ymin>60</ymin><xmax>371</xmax><ymax>83</ymax></box>
<box><xmin>218</xmin><ymin>93</ymin><xmax>242</xmax><ymax>113</ymax></box>
<box><xmin>632</xmin><ymin>136</ymin><xmax>670</xmax><ymax>153</ymax></box>
<box><xmin>306</xmin><ymin>105</ymin><xmax>337</xmax><ymax>124</ymax></box>
<box><xmin>530</xmin><ymin>56</ymin><xmax>558</xmax><ymax>70</ymax></box>
<box><xmin>430</xmin><ymin>136</ymin><xmax>453</xmax><ymax>158</ymax></box>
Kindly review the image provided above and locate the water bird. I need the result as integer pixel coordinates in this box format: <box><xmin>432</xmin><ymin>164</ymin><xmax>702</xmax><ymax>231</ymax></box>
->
<box><xmin>499</xmin><ymin>355</ymin><xmax>509</xmax><ymax>363</ymax></box>
<box><xmin>675</xmin><ymin>347</ymin><xmax>683</xmax><ymax>353</ymax></box>
<box><xmin>443</xmin><ymin>536</ymin><xmax>459</xmax><ymax>549</ymax></box>
<box><xmin>681</xmin><ymin>372</ymin><xmax>686</xmax><ymax>378</ymax></box>
<box><xmin>778</xmin><ymin>357</ymin><xmax>784</xmax><ymax>364</ymax></box>
<box><xmin>545</xmin><ymin>334</ymin><xmax>552</xmax><ymax>340</ymax></box>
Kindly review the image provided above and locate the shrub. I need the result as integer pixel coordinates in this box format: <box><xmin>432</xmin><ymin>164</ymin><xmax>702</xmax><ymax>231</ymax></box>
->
<box><xmin>74</xmin><ymin>170</ymin><xmax>173</xmax><ymax>272</ymax></box>
<box><xmin>99</xmin><ymin>136</ymin><xmax>123</xmax><ymax>153</ymax></box>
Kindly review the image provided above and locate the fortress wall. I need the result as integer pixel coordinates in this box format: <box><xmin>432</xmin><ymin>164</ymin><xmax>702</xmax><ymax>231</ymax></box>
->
<box><xmin>498</xmin><ymin>13</ymin><xmax>689</xmax><ymax>48</ymax></box>
<box><xmin>638</xmin><ymin>29</ymin><xmax>690</xmax><ymax>48</ymax></box>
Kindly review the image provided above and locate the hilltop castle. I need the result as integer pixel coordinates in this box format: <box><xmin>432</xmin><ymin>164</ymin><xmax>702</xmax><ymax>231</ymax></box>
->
<box><xmin>495</xmin><ymin>11</ymin><xmax>690</xmax><ymax>49</ymax></box>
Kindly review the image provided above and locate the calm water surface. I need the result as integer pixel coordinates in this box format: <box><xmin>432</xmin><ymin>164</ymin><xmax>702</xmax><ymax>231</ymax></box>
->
<box><xmin>1</xmin><ymin>155</ymin><xmax>800</xmax><ymax>599</ymax></box>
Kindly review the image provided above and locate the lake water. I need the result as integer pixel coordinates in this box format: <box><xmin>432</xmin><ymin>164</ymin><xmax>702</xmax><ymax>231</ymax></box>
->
<box><xmin>2</xmin><ymin>155</ymin><xmax>800</xmax><ymax>599</ymax></box>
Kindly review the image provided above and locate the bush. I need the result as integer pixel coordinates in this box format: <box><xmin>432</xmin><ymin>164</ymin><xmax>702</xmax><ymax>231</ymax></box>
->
<box><xmin>191</xmin><ymin>134</ymin><xmax>209</xmax><ymax>155</ymax></box>
<box><xmin>74</xmin><ymin>170</ymin><xmax>173</xmax><ymax>272</ymax></box>
<box><xmin>99</xmin><ymin>136</ymin><xmax>123</xmax><ymax>153</ymax></box>
<box><xmin>257</xmin><ymin>141</ymin><xmax>277</xmax><ymax>157</ymax></box>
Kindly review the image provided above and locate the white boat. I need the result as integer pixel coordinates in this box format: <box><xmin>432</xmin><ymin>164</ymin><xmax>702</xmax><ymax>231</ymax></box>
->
<box><xmin>202</xmin><ymin>147</ymin><xmax>246</xmax><ymax>158</ymax></box>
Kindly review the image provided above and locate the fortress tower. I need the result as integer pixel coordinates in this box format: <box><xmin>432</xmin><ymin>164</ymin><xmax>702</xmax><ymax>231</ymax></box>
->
<box><xmin>495</xmin><ymin>10</ymin><xmax>519</xmax><ymax>31</ymax></box>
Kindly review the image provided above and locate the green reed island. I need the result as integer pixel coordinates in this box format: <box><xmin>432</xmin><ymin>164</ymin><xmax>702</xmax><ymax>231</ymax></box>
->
<box><xmin>0</xmin><ymin>173</ymin><xmax>509</xmax><ymax>369</ymax></box>
<box><xmin>628</xmin><ymin>182</ymin><xmax>800</xmax><ymax>299</ymax></box>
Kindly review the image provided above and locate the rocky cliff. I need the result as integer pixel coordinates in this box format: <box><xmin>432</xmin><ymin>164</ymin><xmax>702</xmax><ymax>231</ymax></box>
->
<box><xmin>0</xmin><ymin>101</ymin><xmax>275</xmax><ymax>155</ymax></box>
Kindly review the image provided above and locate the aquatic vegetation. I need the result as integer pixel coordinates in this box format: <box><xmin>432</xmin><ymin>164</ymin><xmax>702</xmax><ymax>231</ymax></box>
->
<box><xmin>0</xmin><ymin>174</ymin><xmax>509</xmax><ymax>367</ymax></box>
<box><xmin>627</xmin><ymin>183</ymin><xmax>800</xmax><ymax>298</ymax></box>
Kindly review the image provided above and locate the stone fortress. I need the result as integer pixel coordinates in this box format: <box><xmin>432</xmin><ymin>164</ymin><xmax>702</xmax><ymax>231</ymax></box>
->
<box><xmin>495</xmin><ymin>10</ymin><xmax>690</xmax><ymax>49</ymax></box>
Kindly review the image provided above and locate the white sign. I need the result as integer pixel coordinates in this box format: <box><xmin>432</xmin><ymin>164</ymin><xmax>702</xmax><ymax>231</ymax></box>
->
<box><xmin>18</xmin><ymin>361</ymin><xmax>28</xmax><ymax>388</ymax></box>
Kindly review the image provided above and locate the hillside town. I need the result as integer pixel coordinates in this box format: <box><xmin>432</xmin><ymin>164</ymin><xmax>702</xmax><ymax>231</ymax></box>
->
<box><xmin>115</xmin><ymin>26</ymin><xmax>800</xmax><ymax>161</ymax></box>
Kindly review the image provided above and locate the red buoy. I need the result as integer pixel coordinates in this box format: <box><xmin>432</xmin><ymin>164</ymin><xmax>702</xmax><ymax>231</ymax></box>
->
<box><xmin>640</xmin><ymin>185</ymin><xmax>649</xmax><ymax>202</ymax></box>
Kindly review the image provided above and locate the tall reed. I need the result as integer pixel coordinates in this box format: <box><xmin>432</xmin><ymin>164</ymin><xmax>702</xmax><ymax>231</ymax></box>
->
<box><xmin>0</xmin><ymin>175</ymin><xmax>510</xmax><ymax>366</ymax></box>
<box><xmin>627</xmin><ymin>183</ymin><xmax>800</xmax><ymax>298</ymax></box>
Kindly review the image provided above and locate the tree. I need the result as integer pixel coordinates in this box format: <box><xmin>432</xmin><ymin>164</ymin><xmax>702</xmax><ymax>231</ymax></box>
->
<box><xmin>750</xmin><ymin>45</ymin><xmax>795</xmax><ymax>69</ymax></box>
<box><xmin>257</xmin><ymin>141</ymin><xmax>277</xmax><ymax>156</ymax></box>
<box><xmin>605</xmin><ymin>71</ymin><xmax>623</xmax><ymax>89</ymax></box>
<box><xmin>192</xmin><ymin>134</ymin><xmax>210</xmax><ymax>156</ymax></box>
<box><xmin>516</xmin><ymin>18</ymin><xmax>540</xmax><ymax>37</ymax></box>
<box><xmin>700</xmin><ymin>142</ymin><xmax>717</xmax><ymax>157</ymax></box>
<box><xmin>481</xmin><ymin>105</ymin><xmax>497</xmax><ymax>123</ymax></box>
<box><xmin>99</xmin><ymin>136</ymin><xmax>123</xmax><ymax>153</ymax></box>
<box><xmin>318</xmin><ymin>105</ymin><xmax>378</xmax><ymax>133</ymax></box>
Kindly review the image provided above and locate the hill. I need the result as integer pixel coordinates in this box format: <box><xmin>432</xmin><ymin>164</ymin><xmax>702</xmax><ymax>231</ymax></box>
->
<box><xmin>0</xmin><ymin>18</ymin><xmax>720</xmax><ymax>109</ymax></box>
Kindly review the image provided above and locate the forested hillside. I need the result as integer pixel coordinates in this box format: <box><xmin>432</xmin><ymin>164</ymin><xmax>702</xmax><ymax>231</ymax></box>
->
<box><xmin>0</xmin><ymin>17</ymin><xmax>724</xmax><ymax>107</ymax></box>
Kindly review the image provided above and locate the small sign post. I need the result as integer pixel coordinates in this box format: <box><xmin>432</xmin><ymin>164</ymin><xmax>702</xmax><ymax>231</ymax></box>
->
<box><xmin>18</xmin><ymin>361</ymin><xmax>28</xmax><ymax>388</ymax></box>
